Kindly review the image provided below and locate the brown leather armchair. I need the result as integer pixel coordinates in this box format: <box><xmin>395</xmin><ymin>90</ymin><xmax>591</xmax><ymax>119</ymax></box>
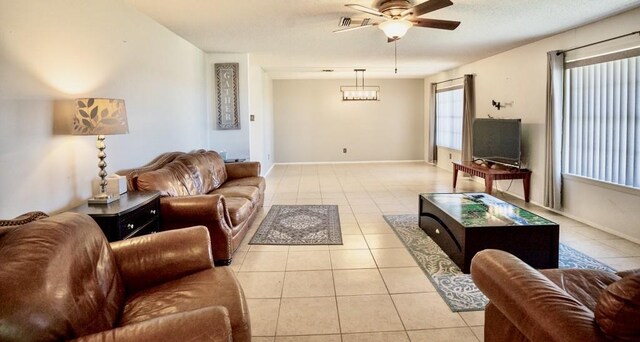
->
<box><xmin>471</xmin><ymin>249</ymin><xmax>640</xmax><ymax>342</ymax></box>
<box><xmin>0</xmin><ymin>212</ymin><xmax>250</xmax><ymax>342</ymax></box>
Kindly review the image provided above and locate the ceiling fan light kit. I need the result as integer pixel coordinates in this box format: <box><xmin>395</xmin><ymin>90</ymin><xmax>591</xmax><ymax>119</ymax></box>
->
<box><xmin>379</xmin><ymin>19</ymin><xmax>413</xmax><ymax>39</ymax></box>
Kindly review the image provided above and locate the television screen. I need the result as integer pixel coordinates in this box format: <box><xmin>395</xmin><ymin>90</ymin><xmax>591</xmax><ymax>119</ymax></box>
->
<box><xmin>472</xmin><ymin>118</ymin><xmax>521</xmax><ymax>167</ymax></box>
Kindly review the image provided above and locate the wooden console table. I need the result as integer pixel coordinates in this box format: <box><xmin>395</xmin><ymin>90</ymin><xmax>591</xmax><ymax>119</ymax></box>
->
<box><xmin>452</xmin><ymin>161</ymin><xmax>531</xmax><ymax>202</ymax></box>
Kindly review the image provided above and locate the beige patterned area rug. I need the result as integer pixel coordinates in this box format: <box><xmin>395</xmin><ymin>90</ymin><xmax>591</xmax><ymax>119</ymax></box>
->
<box><xmin>250</xmin><ymin>205</ymin><xmax>342</xmax><ymax>245</ymax></box>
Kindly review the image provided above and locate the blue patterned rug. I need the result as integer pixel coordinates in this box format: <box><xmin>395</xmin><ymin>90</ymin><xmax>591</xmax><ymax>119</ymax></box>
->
<box><xmin>384</xmin><ymin>214</ymin><xmax>616</xmax><ymax>312</ymax></box>
<box><xmin>250</xmin><ymin>205</ymin><xmax>342</xmax><ymax>245</ymax></box>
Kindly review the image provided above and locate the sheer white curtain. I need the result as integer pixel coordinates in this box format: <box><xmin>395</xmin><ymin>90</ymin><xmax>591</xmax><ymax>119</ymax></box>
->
<box><xmin>435</xmin><ymin>88</ymin><xmax>463</xmax><ymax>150</ymax></box>
<box><xmin>544</xmin><ymin>51</ymin><xmax>565</xmax><ymax>210</ymax></box>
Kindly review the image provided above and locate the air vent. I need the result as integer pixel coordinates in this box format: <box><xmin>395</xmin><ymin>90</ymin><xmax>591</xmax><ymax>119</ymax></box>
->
<box><xmin>338</xmin><ymin>17</ymin><xmax>352</xmax><ymax>27</ymax></box>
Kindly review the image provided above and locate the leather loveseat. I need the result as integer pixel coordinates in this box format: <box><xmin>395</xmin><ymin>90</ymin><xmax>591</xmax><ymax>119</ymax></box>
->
<box><xmin>0</xmin><ymin>212</ymin><xmax>250</xmax><ymax>341</ymax></box>
<box><xmin>471</xmin><ymin>249</ymin><xmax>640</xmax><ymax>342</ymax></box>
<box><xmin>119</xmin><ymin>150</ymin><xmax>265</xmax><ymax>265</ymax></box>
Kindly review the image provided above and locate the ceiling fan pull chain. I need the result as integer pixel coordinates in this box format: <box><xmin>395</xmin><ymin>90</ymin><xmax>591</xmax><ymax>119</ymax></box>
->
<box><xmin>395</xmin><ymin>39</ymin><xmax>398</xmax><ymax>74</ymax></box>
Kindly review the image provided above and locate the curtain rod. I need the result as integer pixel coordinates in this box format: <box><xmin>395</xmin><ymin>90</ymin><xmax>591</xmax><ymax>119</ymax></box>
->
<box><xmin>557</xmin><ymin>30</ymin><xmax>640</xmax><ymax>55</ymax></box>
<box><xmin>434</xmin><ymin>76</ymin><xmax>464</xmax><ymax>85</ymax></box>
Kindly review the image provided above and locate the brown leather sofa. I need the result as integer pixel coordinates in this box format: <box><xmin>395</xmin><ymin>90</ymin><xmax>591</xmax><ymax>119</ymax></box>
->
<box><xmin>471</xmin><ymin>249</ymin><xmax>640</xmax><ymax>342</ymax></box>
<box><xmin>0</xmin><ymin>212</ymin><xmax>250</xmax><ymax>342</ymax></box>
<box><xmin>118</xmin><ymin>150</ymin><xmax>265</xmax><ymax>265</ymax></box>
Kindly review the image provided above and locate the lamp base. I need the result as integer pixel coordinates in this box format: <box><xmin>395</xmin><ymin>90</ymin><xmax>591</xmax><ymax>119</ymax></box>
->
<box><xmin>88</xmin><ymin>193</ymin><xmax>120</xmax><ymax>205</ymax></box>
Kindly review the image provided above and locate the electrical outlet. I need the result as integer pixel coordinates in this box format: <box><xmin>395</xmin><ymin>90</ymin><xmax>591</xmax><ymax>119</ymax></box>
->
<box><xmin>449</xmin><ymin>153</ymin><xmax>452</xmax><ymax>159</ymax></box>
<box><xmin>343</xmin><ymin>148</ymin><xmax>347</xmax><ymax>153</ymax></box>
<box><xmin>250</xmin><ymin>115</ymin><xmax>255</xmax><ymax>121</ymax></box>
<box><xmin>267</xmin><ymin>154</ymin><xmax>270</xmax><ymax>160</ymax></box>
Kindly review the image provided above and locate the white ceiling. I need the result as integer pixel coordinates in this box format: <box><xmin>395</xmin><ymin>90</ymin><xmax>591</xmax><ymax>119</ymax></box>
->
<box><xmin>126</xmin><ymin>0</ymin><xmax>640</xmax><ymax>79</ymax></box>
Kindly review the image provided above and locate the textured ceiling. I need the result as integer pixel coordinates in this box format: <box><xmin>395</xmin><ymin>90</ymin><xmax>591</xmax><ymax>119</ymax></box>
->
<box><xmin>126</xmin><ymin>0</ymin><xmax>640</xmax><ymax>79</ymax></box>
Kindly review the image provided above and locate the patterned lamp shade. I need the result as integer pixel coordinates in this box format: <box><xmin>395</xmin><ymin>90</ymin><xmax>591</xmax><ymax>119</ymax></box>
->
<box><xmin>72</xmin><ymin>98</ymin><xmax>129</xmax><ymax>135</ymax></box>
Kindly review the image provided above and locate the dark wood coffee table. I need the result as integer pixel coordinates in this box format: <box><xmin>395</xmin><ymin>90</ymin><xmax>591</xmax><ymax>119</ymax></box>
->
<box><xmin>419</xmin><ymin>193</ymin><xmax>559</xmax><ymax>273</ymax></box>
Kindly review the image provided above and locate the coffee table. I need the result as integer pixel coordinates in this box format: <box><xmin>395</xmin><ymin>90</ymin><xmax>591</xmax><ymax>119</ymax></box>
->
<box><xmin>419</xmin><ymin>193</ymin><xmax>559</xmax><ymax>273</ymax></box>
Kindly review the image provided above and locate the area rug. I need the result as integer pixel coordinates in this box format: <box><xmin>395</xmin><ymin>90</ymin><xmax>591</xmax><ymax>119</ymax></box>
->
<box><xmin>383</xmin><ymin>214</ymin><xmax>616</xmax><ymax>312</ymax></box>
<box><xmin>250</xmin><ymin>205</ymin><xmax>342</xmax><ymax>245</ymax></box>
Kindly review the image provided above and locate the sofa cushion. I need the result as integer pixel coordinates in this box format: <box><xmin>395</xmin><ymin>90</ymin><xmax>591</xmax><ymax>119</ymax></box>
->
<box><xmin>225</xmin><ymin>197</ymin><xmax>253</xmax><ymax>227</ymax></box>
<box><xmin>540</xmin><ymin>269</ymin><xmax>620</xmax><ymax>312</ymax></box>
<box><xmin>121</xmin><ymin>267</ymin><xmax>250</xmax><ymax>342</ymax></box>
<box><xmin>137</xmin><ymin>161</ymin><xmax>198</xmax><ymax>196</ymax></box>
<box><xmin>174</xmin><ymin>151</ymin><xmax>227</xmax><ymax>193</ymax></box>
<box><xmin>137</xmin><ymin>151</ymin><xmax>228</xmax><ymax>196</ymax></box>
<box><xmin>0</xmin><ymin>213</ymin><xmax>124</xmax><ymax>341</ymax></box>
<box><xmin>212</xmin><ymin>186</ymin><xmax>261</xmax><ymax>206</ymax></box>
<box><xmin>595</xmin><ymin>272</ymin><xmax>640</xmax><ymax>340</ymax></box>
<box><xmin>221</xmin><ymin>176</ymin><xmax>266</xmax><ymax>193</ymax></box>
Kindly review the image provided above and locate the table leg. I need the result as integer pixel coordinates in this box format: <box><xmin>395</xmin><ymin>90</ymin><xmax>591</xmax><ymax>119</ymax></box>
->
<box><xmin>523</xmin><ymin>174</ymin><xmax>531</xmax><ymax>202</ymax></box>
<box><xmin>485</xmin><ymin>176</ymin><xmax>493</xmax><ymax>195</ymax></box>
<box><xmin>453</xmin><ymin>167</ymin><xmax>459</xmax><ymax>189</ymax></box>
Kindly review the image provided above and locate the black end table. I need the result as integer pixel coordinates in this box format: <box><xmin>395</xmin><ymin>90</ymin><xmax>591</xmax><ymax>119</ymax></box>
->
<box><xmin>69</xmin><ymin>191</ymin><xmax>161</xmax><ymax>241</ymax></box>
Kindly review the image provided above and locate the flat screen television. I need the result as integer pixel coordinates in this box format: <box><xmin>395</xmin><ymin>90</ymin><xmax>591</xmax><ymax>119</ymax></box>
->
<box><xmin>472</xmin><ymin>118</ymin><xmax>521</xmax><ymax>168</ymax></box>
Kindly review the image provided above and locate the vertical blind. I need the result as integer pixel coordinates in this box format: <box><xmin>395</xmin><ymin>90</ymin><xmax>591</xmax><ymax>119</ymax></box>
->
<box><xmin>563</xmin><ymin>50</ymin><xmax>640</xmax><ymax>188</ymax></box>
<box><xmin>436</xmin><ymin>87</ymin><xmax>464</xmax><ymax>150</ymax></box>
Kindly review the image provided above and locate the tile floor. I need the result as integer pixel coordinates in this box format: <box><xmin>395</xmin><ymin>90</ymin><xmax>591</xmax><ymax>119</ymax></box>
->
<box><xmin>231</xmin><ymin>162</ymin><xmax>640</xmax><ymax>341</ymax></box>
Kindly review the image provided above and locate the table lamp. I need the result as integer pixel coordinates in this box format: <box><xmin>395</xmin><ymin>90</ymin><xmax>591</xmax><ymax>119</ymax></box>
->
<box><xmin>72</xmin><ymin>98</ymin><xmax>129</xmax><ymax>204</ymax></box>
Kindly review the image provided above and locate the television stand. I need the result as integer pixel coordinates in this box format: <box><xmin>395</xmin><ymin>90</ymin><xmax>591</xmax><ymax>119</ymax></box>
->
<box><xmin>452</xmin><ymin>161</ymin><xmax>531</xmax><ymax>202</ymax></box>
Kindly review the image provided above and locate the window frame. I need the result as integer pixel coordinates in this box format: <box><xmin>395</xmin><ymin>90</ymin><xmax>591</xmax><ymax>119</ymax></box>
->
<box><xmin>435</xmin><ymin>85</ymin><xmax>464</xmax><ymax>151</ymax></box>
<box><xmin>561</xmin><ymin>47</ymin><xmax>640</xmax><ymax>190</ymax></box>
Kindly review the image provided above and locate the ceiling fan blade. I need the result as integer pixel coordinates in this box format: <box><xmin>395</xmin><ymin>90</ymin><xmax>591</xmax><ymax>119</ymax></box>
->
<box><xmin>401</xmin><ymin>0</ymin><xmax>453</xmax><ymax>17</ymax></box>
<box><xmin>333</xmin><ymin>24</ymin><xmax>375</xmax><ymax>33</ymax></box>
<box><xmin>410</xmin><ymin>18</ymin><xmax>460</xmax><ymax>30</ymax></box>
<box><xmin>345</xmin><ymin>4</ymin><xmax>390</xmax><ymax>18</ymax></box>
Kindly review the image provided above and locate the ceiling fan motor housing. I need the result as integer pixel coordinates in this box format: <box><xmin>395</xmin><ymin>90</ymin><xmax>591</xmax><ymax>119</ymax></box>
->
<box><xmin>375</xmin><ymin>0</ymin><xmax>413</xmax><ymax>16</ymax></box>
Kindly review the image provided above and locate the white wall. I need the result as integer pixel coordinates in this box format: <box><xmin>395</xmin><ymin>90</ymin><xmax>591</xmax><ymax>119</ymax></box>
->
<box><xmin>424</xmin><ymin>8</ymin><xmax>640</xmax><ymax>242</ymax></box>
<box><xmin>0</xmin><ymin>0</ymin><xmax>207</xmax><ymax>217</ymax></box>
<box><xmin>273</xmin><ymin>79</ymin><xmax>424</xmax><ymax>163</ymax></box>
<box><xmin>248</xmin><ymin>60</ymin><xmax>275</xmax><ymax>175</ymax></box>
<box><xmin>207</xmin><ymin>53</ymin><xmax>250</xmax><ymax>159</ymax></box>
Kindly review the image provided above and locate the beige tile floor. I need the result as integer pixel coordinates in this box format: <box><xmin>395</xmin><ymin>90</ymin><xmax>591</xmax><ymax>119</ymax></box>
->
<box><xmin>232</xmin><ymin>163</ymin><xmax>640</xmax><ymax>341</ymax></box>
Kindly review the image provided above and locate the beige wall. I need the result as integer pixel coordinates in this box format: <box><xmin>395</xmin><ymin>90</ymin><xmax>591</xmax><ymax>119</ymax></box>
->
<box><xmin>0</xmin><ymin>0</ymin><xmax>207</xmax><ymax>217</ymax></box>
<box><xmin>424</xmin><ymin>8</ymin><xmax>640</xmax><ymax>242</ymax></box>
<box><xmin>274</xmin><ymin>79</ymin><xmax>424</xmax><ymax>163</ymax></box>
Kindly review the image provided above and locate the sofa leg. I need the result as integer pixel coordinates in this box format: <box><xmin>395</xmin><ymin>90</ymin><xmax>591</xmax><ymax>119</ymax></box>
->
<box><xmin>215</xmin><ymin>259</ymin><xmax>232</xmax><ymax>266</ymax></box>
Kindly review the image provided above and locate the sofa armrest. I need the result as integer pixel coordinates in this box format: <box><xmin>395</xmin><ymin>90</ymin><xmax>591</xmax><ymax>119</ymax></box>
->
<box><xmin>225</xmin><ymin>162</ymin><xmax>261</xmax><ymax>180</ymax></box>
<box><xmin>471</xmin><ymin>249</ymin><xmax>606</xmax><ymax>342</ymax></box>
<box><xmin>111</xmin><ymin>226</ymin><xmax>214</xmax><ymax>294</ymax></box>
<box><xmin>159</xmin><ymin>195</ymin><xmax>235</xmax><ymax>262</ymax></box>
<box><xmin>616</xmin><ymin>268</ymin><xmax>640</xmax><ymax>278</ymax></box>
<box><xmin>160</xmin><ymin>195</ymin><xmax>228</xmax><ymax>224</ymax></box>
<box><xmin>70</xmin><ymin>306</ymin><xmax>232</xmax><ymax>342</ymax></box>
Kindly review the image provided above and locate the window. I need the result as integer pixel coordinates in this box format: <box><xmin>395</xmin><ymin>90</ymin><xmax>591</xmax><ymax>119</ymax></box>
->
<box><xmin>436</xmin><ymin>87</ymin><xmax>464</xmax><ymax>150</ymax></box>
<box><xmin>563</xmin><ymin>49</ymin><xmax>640</xmax><ymax>188</ymax></box>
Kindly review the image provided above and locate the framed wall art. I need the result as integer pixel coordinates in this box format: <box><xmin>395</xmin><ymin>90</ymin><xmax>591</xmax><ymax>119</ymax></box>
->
<box><xmin>215</xmin><ymin>63</ymin><xmax>240</xmax><ymax>130</ymax></box>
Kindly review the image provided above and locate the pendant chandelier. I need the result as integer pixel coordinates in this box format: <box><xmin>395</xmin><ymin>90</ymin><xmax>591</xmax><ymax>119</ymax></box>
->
<box><xmin>340</xmin><ymin>69</ymin><xmax>380</xmax><ymax>101</ymax></box>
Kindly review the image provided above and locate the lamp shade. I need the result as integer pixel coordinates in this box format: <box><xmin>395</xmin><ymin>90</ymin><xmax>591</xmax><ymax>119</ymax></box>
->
<box><xmin>379</xmin><ymin>19</ymin><xmax>412</xmax><ymax>39</ymax></box>
<box><xmin>72</xmin><ymin>98</ymin><xmax>129</xmax><ymax>135</ymax></box>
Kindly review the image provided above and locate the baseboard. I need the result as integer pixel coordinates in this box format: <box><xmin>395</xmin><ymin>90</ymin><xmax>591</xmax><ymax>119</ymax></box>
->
<box><xmin>459</xmin><ymin>171</ymin><xmax>640</xmax><ymax>244</ymax></box>
<box><xmin>264</xmin><ymin>163</ymin><xmax>275</xmax><ymax>177</ymax></box>
<box><xmin>274</xmin><ymin>160</ymin><xmax>425</xmax><ymax>165</ymax></box>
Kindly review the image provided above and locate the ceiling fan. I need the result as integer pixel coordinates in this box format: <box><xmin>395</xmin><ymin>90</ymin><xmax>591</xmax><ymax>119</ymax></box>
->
<box><xmin>334</xmin><ymin>0</ymin><xmax>460</xmax><ymax>42</ymax></box>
